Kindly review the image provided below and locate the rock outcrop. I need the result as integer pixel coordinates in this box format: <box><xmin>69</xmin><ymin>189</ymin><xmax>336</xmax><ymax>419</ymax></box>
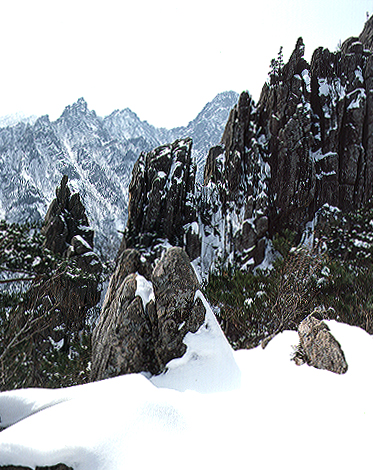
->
<box><xmin>199</xmin><ymin>17</ymin><xmax>373</xmax><ymax>272</ymax></box>
<box><xmin>38</xmin><ymin>175</ymin><xmax>102</xmax><ymax>328</ymax></box>
<box><xmin>91</xmin><ymin>247</ymin><xmax>205</xmax><ymax>381</ymax></box>
<box><xmin>294</xmin><ymin>314</ymin><xmax>348</xmax><ymax>374</ymax></box>
<box><xmin>122</xmin><ymin>18</ymin><xmax>373</xmax><ymax>276</ymax></box>
<box><xmin>119</xmin><ymin>138</ymin><xmax>200</xmax><ymax>262</ymax></box>
<box><xmin>151</xmin><ymin>248</ymin><xmax>206</xmax><ymax>367</ymax></box>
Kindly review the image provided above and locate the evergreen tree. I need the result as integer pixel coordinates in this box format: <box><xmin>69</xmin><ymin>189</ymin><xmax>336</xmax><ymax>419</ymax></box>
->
<box><xmin>268</xmin><ymin>46</ymin><xmax>284</xmax><ymax>86</ymax></box>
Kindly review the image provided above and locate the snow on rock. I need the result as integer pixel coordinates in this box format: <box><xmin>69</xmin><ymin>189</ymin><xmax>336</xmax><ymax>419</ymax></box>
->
<box><xmin>135</xmin><ymin>274</ymin><xmax>155</xmax><ymax>311</ymax></box>
<box><xmin>150</xmin><ymin>290</ymin><xmax>241</xmax><ymax>393</ymax></box>
<box><xmin>0</xmin><ymin>320</ymin><xmax>372</xmax><ymax>470</ymax></box>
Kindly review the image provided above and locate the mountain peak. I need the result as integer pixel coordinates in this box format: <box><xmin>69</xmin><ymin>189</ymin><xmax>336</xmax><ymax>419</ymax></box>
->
<box><xmin>60</xmin><ymin>97</ymin><xmax>96</xmax><ymax>120</ymax></box>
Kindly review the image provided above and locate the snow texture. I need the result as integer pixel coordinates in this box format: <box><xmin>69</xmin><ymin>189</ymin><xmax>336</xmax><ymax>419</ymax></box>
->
<box><xmin>0</xmin><ymin>302</ymin><xmax>372</xmax><ymax>469</ymax></box>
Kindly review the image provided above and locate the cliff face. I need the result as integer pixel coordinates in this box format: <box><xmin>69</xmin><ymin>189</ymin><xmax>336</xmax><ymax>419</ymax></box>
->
<box><xmin>201</xmin><ymin>17</ymin><xmax>373</xmax><ymax>270</ymax></box>
<box><xmin>121</xmin><ymin>17</ymin><xmax>373</xmax><ymax>275</ymax></box>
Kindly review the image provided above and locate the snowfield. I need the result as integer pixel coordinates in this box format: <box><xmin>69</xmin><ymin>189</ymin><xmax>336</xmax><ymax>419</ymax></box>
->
<box><xmin>0</xmin><ymin>292</ymin><xmax>372</xmax><ymax>469</ymax></box>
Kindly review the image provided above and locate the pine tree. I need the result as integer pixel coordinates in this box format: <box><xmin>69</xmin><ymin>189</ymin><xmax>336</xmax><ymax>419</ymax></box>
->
<box><xmin>268</xmin><ymin>46</ymin><xmax>284</xmax><ymax>86</ymax></box>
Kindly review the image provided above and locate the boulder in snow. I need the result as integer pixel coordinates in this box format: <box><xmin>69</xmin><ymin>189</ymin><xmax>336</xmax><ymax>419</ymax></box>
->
<box><xmin>295</xmin><ymin>314</ymin><xmax>348</xmax><ymax>374</ymax></box>
<box><xmin>152</xmin><ymin>247</ymin><xmax>206</xmax><ymax>367</ymax></box>
<box><xmin>91</xmin><ymin>247</ymin><xmax>206</xmax><ymax>380</ymax></box>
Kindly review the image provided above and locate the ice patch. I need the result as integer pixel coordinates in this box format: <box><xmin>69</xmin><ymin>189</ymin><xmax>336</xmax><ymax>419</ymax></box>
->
<box><xmin>347</xmin><ymin>89</ymin><xmax>366</xmax><ymax>110</ymax></box>
<box><xmin>311</xmin><ymin>150</ymin><xmax>338</xmax><ymax>162</ymax></box>
<box><xmin>355</xmin><ymin>68</ymin><xmax>364</xmax><ymax>83</ymax></box>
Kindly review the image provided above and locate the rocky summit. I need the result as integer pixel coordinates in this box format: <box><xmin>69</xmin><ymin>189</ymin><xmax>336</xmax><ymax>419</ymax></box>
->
<box><xmin>119</xmin><ymin>138</ymin><xmax>200</xmax><ymax>262</ymax></box>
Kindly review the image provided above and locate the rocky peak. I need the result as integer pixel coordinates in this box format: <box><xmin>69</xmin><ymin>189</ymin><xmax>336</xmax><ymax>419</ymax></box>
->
<box><xmin>359</xmin><ymin>14</ymin><xmax>373</xmax><ymax>51</ymax></box>
<box><xmin>42</xmin><ymin>174</ymin><xmax>94</xmax><ymax>255</ymax></box>
<box><xmin>60</xmin><ymin>97</ymin><xmax>92</xmax><ymax>119</ymax></box>
<box><xmin>120</xmin><ymin>138</ymin><xmax>200</xmax><ymax>262</ymax></box>
<box><xmin>37</xmin><ymin>176</ymin><xmax>102</xmax><ymax>329</ymax></box>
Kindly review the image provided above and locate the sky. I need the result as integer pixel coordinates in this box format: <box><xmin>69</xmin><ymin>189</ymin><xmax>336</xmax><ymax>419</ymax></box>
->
<box><xmin>0</xmin><ymin>0</ymin><xmax>372</xmax><ymax>128</ymax></box>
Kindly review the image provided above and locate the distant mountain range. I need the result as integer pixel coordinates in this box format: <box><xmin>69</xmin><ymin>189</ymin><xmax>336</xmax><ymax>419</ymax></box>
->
<box><xmin>0</xmin><ymin>91</ymin><xmax>238</xmax><ymax>257</ymax></box>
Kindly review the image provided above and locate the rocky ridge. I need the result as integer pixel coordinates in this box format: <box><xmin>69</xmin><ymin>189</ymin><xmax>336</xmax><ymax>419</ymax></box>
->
<box><xmin>200</xmin><ymin>18</ymin><xmax>373</xmax><ymax>271</ymax></box>
<box><xmin>122</xmin><ymin>17</ymin><xmax>373</xmax><ymax>276</ymax></box>
<box><xmin>0</xmin><ymin>92</ymin><xmax>238</xmax><ymax>258</ymax></box>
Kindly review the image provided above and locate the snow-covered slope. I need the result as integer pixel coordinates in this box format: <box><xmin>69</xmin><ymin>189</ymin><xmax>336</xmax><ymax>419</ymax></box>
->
<box><xmin>0</xmin><ymin>112</ymin><xmax>37</xmax><ymax>128</ymax></box>
<box><xmin>0</xmin><ymin>92</ymin><xmax>238</xmax><ymax>257</ymax></box>
<box><xmin>0</xmin><ymin>291</ymin><xmax>372</xmax><ymax>470</ymax></box>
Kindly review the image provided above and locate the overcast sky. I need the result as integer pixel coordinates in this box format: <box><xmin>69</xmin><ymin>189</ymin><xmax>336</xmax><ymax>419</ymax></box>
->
<box><xmin>0</xmin><ymin>0</ymin><xmax>372</xmax><ymax>128</ymax></box>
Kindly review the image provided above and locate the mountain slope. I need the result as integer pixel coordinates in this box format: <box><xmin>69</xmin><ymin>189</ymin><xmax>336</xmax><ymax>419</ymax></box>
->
<box><xmin>0</xmin><ymin>92</ymin><xmax>238</xmax><ymax>257</ymax></box>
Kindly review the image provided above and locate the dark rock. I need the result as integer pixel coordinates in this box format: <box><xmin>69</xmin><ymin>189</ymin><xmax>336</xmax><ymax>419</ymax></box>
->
<box><xmin>38</xmin><ymin>176</ymin><xmax>102</xmax><ymax>328</ymax></box>
<box><xmin>359</xmin><ymin>15</ymin><xmax>373</xmax><ymax>51</ymax></box>
<box><xmin>0</xmin><ymin>465</ymin><xmax>73</xmax><ymax>470</ymax></box>
<box><xmin>203</xmin><ymin>145</ymin><xmax>225</xmax><ymax>185</ymax></box>
<box><xmin>152</xmin><ymin>247</ymin><xmax>206</xmax><ymax>367</ymax></box>
<box><xmin>255</xmin><ymin>216</ymin><xmax>269</xmax><ymax>238</ymax></box>
<box><xmin>296</xmin><ymin>315</ymin><xmax>348</xmax><ymax>374</ymax></box>
<box><xmin>91</xmin><ymin>247</ymin><xmax>206</xmax><ymax>381</ymax></box>
<box><xmin>42</xmin><ymin>176</ymin><xmax>93</xmax><ymax>255</ymax></box>
<box><xmin>120</xmin><ymin>139</ymin><xmax>199</xmax><ymax>262</ymax></box>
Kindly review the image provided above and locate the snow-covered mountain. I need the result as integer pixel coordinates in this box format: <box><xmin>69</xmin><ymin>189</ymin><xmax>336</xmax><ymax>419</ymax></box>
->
<box><xmin>0</xmin><ymin>92</ymin><xmax>238</xmax><ymax>257</ymax></box>
<box><xmin>0</xmin><ymin>112</ymin><xmax>37</xmax><ymax>128</ymax></box>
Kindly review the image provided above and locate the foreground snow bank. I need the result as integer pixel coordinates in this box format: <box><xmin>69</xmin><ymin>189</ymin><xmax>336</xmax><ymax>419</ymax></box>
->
<box><xmin>150</xmin><ymin>290</ymin><xmax>241</xmax><ymax>393</ymax></box>
<box><xmin>0</xmin><ymin>293</ymin><xmax>372</xmax><ymax>469</ymax></box>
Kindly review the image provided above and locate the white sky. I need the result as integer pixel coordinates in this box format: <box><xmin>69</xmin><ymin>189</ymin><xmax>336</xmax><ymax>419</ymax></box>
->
<box><xmin>0</xmin><ymin>0</ymin><xmax>372</xmax><ymax>128</ymax></box>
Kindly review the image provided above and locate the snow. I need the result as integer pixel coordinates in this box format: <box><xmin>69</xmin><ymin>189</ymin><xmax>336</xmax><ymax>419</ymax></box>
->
<box><xmin>301</xmin><ymin>69</ymin><xmax>311</xmax><ymax>93</ymax></box>
<box><xmin>352</xmin><ymin>239</ymin><xmax>370</xmax><ymax>249</ymax></box>
<box><xmin>150</xmin><ymin>290</ymin><xmax>241</xmax><ymax>393</ymax></box>
<box><xmin>0</xmin><ymin>293</ymin><xmax>372</xmax><ymax>469</ymax></box>
<box><xmin>300</xmin><ymin>214</ymin><xmax>317</xmax><ymax>249</ymax></box>
<box><xmin>135</xmin><ymin>274</ymin><xmax>155</xmax><ymax>311</ymax></box>
<box><xmin>318</xmin><ymin>78</ymin><xmax>330</xmax><ymax>96</ymax></box>
<box><xmin>347</xmin><ymin>88</ymin><xmax>366</xmax><ymax>110</ymax></box>
<box><xmin>31</xmin><ymin>256</ymin><xmax>42</xmax><ymax>267</ymax></box>
<box><xmin>311</xmin><ymin>149</ymin><xmax>338</xmax><ymax>162</ymax></box>
<box><xmin>355</xmin><ymin>68</ymin><xmax>364</xmax><ymax>84</ymax></box>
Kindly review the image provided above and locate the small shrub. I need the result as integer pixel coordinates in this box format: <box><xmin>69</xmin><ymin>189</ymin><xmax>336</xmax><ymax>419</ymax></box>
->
<box><xmin>205</xmin><ymin>247</ymin><xmax>325</xmax><ymax>349</ymax></box>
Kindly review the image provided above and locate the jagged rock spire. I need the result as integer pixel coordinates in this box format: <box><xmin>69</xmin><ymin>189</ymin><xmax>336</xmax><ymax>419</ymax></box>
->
<box><xmin>119</xmin><ymin>138</ymin><xmax>200</xmax><ymax>262</ymax></box>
